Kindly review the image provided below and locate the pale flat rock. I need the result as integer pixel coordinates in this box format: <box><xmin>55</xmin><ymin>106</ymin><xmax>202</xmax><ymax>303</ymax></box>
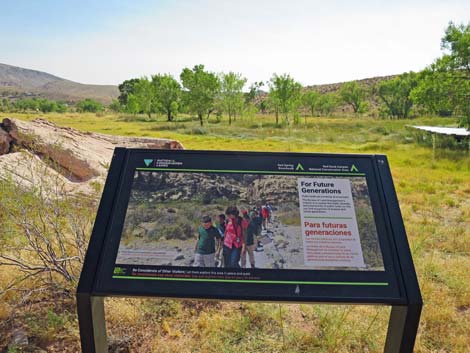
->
<box><xmin>1</xmin><ymin>118</ymin><xmax>183</xmax><ymax>181</ymax></box>
<box><xmin>0</xmin><ymin>117</ymin><xmax>183</xmax><ymax>195</ymax></box>
<box><xmin>0</xmin><ymin>150</ymin><xmax>100</xmax><ymax>195</ymax></box>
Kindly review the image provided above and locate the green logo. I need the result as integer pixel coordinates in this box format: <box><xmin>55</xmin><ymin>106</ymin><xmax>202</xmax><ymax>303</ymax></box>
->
<box><xmin>295</xmin><ymin>163</ymin><xmax>304</xmax><ymax>171</ymax></box>
<box><xmin>113</xmin><ymin>267</ymin><xmax>125</xmax><ymax>275</ymax></box>
<box><xmin>144</xmin><ymin>159</ymin><xmax>153</xmax><ymax>167</ymax></box>
<box><xmin>350</xmin><ymin>164</ymin><xmax>359</xmax><ymax>172</ymax></box>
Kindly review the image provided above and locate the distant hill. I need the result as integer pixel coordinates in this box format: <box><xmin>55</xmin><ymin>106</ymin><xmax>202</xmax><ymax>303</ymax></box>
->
<box><xmin>305</xmin><ymin>75</ymin><xmax>397</xmax><ymax>94</ymax></box>
<box><xmin>0</xmin><ymin>63</ymin><xmax>118</xmax><ymax>104</ymax></box>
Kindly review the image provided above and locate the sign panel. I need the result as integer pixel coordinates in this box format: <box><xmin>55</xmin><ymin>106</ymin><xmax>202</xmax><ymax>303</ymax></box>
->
<box><xmin>80</xmin><ymin>149</ymin><xmax>416</xmax><ymax>304</ymax></box>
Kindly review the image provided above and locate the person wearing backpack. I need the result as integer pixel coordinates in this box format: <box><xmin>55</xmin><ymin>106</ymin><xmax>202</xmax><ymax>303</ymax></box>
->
<box><xmin>241</xmin><ymin>213</ymin><xmax>258</xmax><ymax>268</ymax></box>
<box><xmin>223</xmin><ymin>206</ymin><xmax>245</xmax><ymax>268</ymax></box>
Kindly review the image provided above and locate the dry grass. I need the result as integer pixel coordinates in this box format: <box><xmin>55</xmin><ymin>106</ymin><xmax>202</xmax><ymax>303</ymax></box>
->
<box><xmin>0</xmin><ymin>112</ymin><xmax>469</xmax><ymax>352</ymax></box>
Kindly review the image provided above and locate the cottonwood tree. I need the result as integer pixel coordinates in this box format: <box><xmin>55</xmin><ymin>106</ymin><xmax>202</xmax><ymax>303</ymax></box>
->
<box><xmin>126</xmin><ymin>94</ymin><xmax>140</xmax><ymax>115</ymax></box>
<box><xmin>268</xmin><ymin>73</ymin><xmax>302</xmax><ymax>124</ymax></box>
<box><xmin>118</xmin><ymin>78</ymin><xmax>140</xmax><ymax>105</ymax></box>
<box><xmin>180</xmin><ymin>65</ymin><xmax>220</xmax><ymax>126</ymax></box>
<box><xmin>245</xmin><ymin>81</ymin><xmax>264</xmax><ymax>105</ymax></box>
<box><xmin>339</xmin><ymin>81</ymin><xmax>368</xmax><ymax>114</ymax></box>
<box><xmin>152</xmin><ymin>74</ymin><xmax>181</xmax><ymax>121</ymax></box>
<box><xmin>266</xmin><ymin>94</ymin><xmax>281</xmax><ymax>124</ymax></box>
<box><xmin>134</xmin><ymin>78</ymin><xmax>155</xmax><ymax>119</ymax></box>
<box><xmin>412</xmin><ymin>22</ymin><xmax>470</xmax><ymax>125</ymax></box>
<box><xmin>316</xmin><ymin>93</ymin><xmax>338</xmax><ymax>116</ymax></box>
<box><xmin>377</xmin><ymin>72</ymin><xmax>418</xmax><ymax>119</ymax></box>
<box><xmin>442</xmin><ymin>21</ymin><xmax>470</xmax><ymax>75</ymax></box>
<box><xmin>302</xmin><ymin>90</ymin><xmax>321</xmax><ymax>117</ymax></box>
<box><xmin>219</xmin><ymin>72</ymin><xmax>247</xmax><ymax>125</ymax></box>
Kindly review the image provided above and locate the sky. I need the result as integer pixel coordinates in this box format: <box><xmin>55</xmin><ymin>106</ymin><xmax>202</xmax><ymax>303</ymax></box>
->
<box><xmin>1</xmin><ymin>0</ymin><xmax>469</xmax><ymax>87</ymax></box>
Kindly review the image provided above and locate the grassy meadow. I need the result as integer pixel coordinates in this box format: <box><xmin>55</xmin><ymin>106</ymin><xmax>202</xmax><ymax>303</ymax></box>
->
<box><xmin>1</xmin><ymin>111</ymin><xmax>469</xmax><ymax>353</ymax></box>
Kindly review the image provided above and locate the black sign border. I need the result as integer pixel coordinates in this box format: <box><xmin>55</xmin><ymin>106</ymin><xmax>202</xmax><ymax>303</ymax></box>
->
<box><xmin>77</xmin><ymin>148</ymin><xmax>423</xmax><ymax>305</ymax></box>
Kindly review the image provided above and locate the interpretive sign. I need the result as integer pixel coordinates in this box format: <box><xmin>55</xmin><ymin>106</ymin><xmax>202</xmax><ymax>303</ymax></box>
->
<box><xmin>77</xmin><ymin>149</ymin><xmax>422</xmax><ymax>353</ymax></box>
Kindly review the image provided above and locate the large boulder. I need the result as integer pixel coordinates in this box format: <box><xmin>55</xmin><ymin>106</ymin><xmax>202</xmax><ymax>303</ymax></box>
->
<box><xmin>0</xmin><ymin>117</ymin><xmax>184</xmax><ymax>195</ymax></box>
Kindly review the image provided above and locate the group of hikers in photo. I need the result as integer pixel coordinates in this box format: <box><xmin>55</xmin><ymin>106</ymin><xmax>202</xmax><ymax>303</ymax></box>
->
<box><xmin>193</xmin><ymin>203</ymin><xmax>273</xmax><ymax>268</ymax></box>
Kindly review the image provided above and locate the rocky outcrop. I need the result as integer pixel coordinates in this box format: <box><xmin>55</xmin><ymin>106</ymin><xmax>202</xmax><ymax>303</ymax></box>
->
<box><xmin>0</xmin><ymin>117</ymin><xmax>183</xmax><ymax>194</ymax></box>
<box><xmin>0</xmin><ymin>127</ymin><xmax>12</xmax><ymax>154</ymax></box>
<box><xmin>131</xmin><ymin>172</ymin><xmax>300</xmax><ymax>206</ymax></box>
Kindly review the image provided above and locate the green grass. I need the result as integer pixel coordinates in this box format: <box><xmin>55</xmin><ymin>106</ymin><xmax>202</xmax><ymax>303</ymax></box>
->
<box><xmin>1</xmin><ymin>111</ymin><xmax>469</xmax><ymax>353</ymax></box>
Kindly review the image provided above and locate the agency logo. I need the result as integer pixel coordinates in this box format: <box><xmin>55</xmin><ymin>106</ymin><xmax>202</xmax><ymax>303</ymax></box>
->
<box><xmin>296</xmin><ymin>163</ymin><xmax>305</xmax><ymax>171</ymax></box>
<box><xmin>113</xmin><ymin>267</ymin><xmax>126</xmax><ymax>275</ymax></box>
<box><xmin>144</xmin><ymin>159</ymin><xmax>153</xmax><ymax>167</ymax></box>
<box><xmin>350</xmin><ymin>164</ymin><xmax>359</xmax><ymax>172</ymax></box>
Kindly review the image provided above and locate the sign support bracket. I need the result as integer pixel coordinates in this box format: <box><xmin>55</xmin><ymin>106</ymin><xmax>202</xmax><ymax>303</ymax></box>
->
<box><xmin>77</xmin><ymin>294</ymin><xmax>107</xmax><ymax>353</ymax></box>
<box><xmin>384</xmin><ymin>304</ymin><xmax>422</xmax><ymax>353</ymax></box>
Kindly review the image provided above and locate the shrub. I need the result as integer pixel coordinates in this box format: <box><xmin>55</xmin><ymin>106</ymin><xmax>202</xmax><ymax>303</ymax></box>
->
<box><xmin>76</xmin><ymin>98</ymin><xmax>104</xmax><ymax>113</ymax></box>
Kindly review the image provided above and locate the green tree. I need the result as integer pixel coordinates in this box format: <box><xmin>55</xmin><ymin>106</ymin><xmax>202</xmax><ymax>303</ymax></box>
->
<box><xmin>268</xmin><ymin>73</ymin><xmax>302</xmax><ymax>124</ymax></box>
<box><xmin>152</xmin><ymin>74</ymin><xmax>181</xmax><ymax>121</ymax></box>
<box><xmin>411</xmin><ymin>63</ymin><xmax>456</xmax><ymax>116</ymax></box>
<box><xmin>180</xmin><ymin>65</ymin><xmax>220</xmax><ymax>126</ymax></box>
<box><xmin>316</xmin><ymin>93</ymin><xmax>338</xmax><ymax>116</ymax></box>
<box><xmin>76</xmin><ymin>99</ymin><xmax>104</xmax><ymax>113</ymax></box>
<box><xmin>0</xmin><ymin>98</ymin><xmax>12</xmax><ymax>112</ymax></box>
<box><xmin>259</xmin><ymin>99</ymin><xmax>268</xmax><ymax>114</ymax></box>
<box><xmin>339</xmin><ymin>81</ymin><xmax>368</xmax><ymax>113</ymax></box>
<box><xmin>55</xmin><ymin>102</ymin><xmax>67</xmax><ymax>113</ymax></box>
<box><xmin>219</xmin><ymin>72</ymin><xmax>247</xmax><ymax>125</ymax></box>
<box><xmin>245</xmin><ymin>81</ymin><xmax>264</xmax><ymax>105</ymax></box>
<box><xmin>14</xmin><ymin>98</ymin><xmax>38</xmax><ymax>112</ymax></box>
<box><xmin>126</xmin><ymin>94</ymin><xmax>139</xmax><ymax>115</ymax></box>
<box><xmin>377</xmin><ymin>72</ymin><xmax>418</xmax><ymax>119</ymax></box>
<box><xmin>134</xmin><ymin>78</ymin><xmax>155</xmax><ymax>119</ymax></box>
<box><xmin>37</xmin><ymin>98</ymin><xmax>58</xmax><ymax>113</ymax></box>
<box><xmin>302</xmin><ymin>90</ymin><xmax>321</xmax><ymax>117</ymax></box>
<box><xmin>412</xmin><ymin>22</ymin><xmax>470</xmax><ymax>125</ymax></box>
<box><xmin>118</xmin><ymin>78</ymin><xmax>140</xmax><ymax>105</ymax></box>
<box><xmin>441</xmin><ymin>21</ymin><xmax>470</xmax><ymax>75</ymax></box>
<box><xmin>266</xmin><ymin>94</ymin><xmax>281</xmax><ymax>124</ymax></box>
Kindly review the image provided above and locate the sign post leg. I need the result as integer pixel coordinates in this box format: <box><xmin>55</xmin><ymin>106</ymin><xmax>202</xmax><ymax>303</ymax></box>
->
<box><xmin>384</xmin><ymin>304</ymin><xmax>422</xmax><ymax>353</ymax></box>
<box><xmin>77</xmin><ymin>294</ymin><xmax>108</xmax><ymax>353</ymax></box>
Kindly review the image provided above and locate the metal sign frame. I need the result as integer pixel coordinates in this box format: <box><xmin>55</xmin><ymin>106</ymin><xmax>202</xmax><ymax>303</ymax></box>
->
<box><xmin>77</xmin><ymin>148</ymin><xmax>422</xmax><ymax>353</ymax></box>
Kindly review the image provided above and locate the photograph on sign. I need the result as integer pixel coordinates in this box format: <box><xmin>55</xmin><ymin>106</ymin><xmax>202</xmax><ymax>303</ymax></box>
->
<box><xmin>115</xmin><ymin>171</ymin><xmax>384</xmax><ymax>271</ymax></box>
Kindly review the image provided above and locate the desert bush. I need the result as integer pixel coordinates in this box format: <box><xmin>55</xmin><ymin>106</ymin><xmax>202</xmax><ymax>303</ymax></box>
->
<box><xmin>0</xmin><ymin>156</ymin><xmax>96</xmax><ymax>297</ymax></box>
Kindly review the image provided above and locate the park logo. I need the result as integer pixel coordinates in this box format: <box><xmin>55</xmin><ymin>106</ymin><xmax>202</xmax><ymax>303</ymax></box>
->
<box><xmin>113</xmin><ymin>267</ymin><xmax>125</xmax><ymax>275</ymax></box>
<box><xmin>295</xmin><ymin>163</ymin><xmax>305</xmax><ymax>171</ymax></box>
<box><xmin>144</xmin><ymin>159</ymin><xmax>153</xmax><ymax>167</ymax></box>
<box><xmin>350</xmin><ymin>164</ymin><xmax>359</xmax><ymax>172</ymax></box>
